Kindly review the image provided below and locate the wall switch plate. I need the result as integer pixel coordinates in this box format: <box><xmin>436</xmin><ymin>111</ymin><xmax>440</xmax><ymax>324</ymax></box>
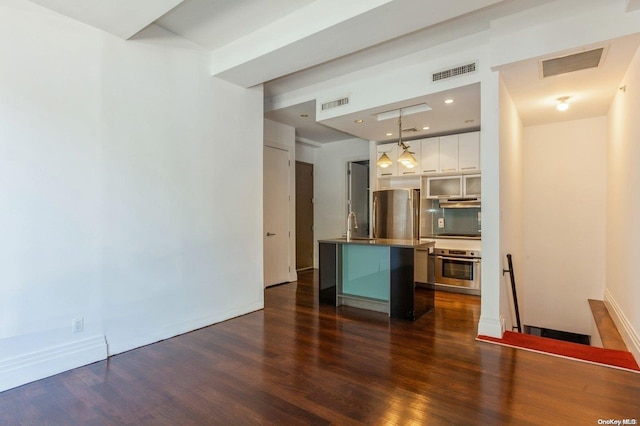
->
<box><xmin>438</xmin><ymin>218</ymin><xmax>445</xmax><ymax>228</ymax></box>
<box><xmin>72</xmin><ymin>317</ymin><xmax>84</xmax><ymax>334</ymax></box>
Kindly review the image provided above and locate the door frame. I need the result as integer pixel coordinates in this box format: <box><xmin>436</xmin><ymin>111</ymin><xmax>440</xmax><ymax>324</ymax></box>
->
<box><xmin>346</xmin><ymin>159</ymin><xmax>370</xmax><ymax>238</ymax></box>
<box><xmin>295</xmin><ymin>161</ymin><xmax>314</xmax><ymax>271</ymax></box>
<box><xmin>345</xmin><ymin>157</ymin><xmax>372</xmax><ymax>238</ymax></box>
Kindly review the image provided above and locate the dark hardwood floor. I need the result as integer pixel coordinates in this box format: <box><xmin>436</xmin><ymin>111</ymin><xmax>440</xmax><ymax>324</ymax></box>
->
<box><xmin>2</xmin><ymin>270</ymin><xmax>639</xmax><ymax>424</ymax></box>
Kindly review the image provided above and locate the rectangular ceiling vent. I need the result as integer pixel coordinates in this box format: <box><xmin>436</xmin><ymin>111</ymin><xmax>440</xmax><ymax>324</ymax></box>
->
<box><xmin>432</xmin><ymin>61</ymin><xmax>477</xmax><ymax>82</ymax></box>
<box><xmin>541</xmin><ymin>47</ymin><xmax>604</xmax><ymax>78</ymax></box>
<box><xmin>321</xmin><ymin>97</ymin><xmax>349</xmax><ymax>110</ymax></box>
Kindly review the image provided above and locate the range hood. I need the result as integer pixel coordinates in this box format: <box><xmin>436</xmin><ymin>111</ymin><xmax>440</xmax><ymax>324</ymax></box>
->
<box><xmin>438</xmin><ymin>197</ymin><xmax>481</xmax><ymax>209</ymax></box>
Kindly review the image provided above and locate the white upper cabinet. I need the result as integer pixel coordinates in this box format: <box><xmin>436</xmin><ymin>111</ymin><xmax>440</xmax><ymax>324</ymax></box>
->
<box><xmin>376</xmin><ymin>143</ymin><xmax>398</xmax><ymax>177</ymax></box>
<box><xmin>458</xmin><ymin>131</ymin><xmax>480</xmax><ymax>172</ymax></box>
<box><xmin>420</xmin><ymin>137</ymin><xmax>439</xmax><ymax>174</ymax></box>
<box><xmin>425</xmin><ymin>176</ymin><xmax>463</xmax><ymax>198</ymax></box>
<box><xmin>397</xmin><ymin>140</ymin><xmax>421</xmax><ymax>175</ymax></box>
<box><xmin>439</xmin><ymin>135</ymin><xmax>459</xmax><ymax>173</ymax></box>
<box><xmin>375</xmin><ymin>131</ymin><xmax>481</xmax><ymax>180</ymax></box>
<box><xmin>463</xmin><ymin>174</ymin><xmax>481</xmax><ymax>197</ymax></box>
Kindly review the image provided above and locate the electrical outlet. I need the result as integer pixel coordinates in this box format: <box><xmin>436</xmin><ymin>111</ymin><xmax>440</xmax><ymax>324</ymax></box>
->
<box><xmin>72</xmin><ymin>317</ymin><xmax>84</xmax><ymax>334</ymax></box>
<box><xmin>438</xmin><ymin>218</ymin><xmax>445</xmax><ymax>228</ymax></box>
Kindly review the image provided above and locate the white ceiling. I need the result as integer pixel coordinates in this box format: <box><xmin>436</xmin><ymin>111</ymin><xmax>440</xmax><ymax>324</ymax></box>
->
<box><xmin>498</xmin><ymin>33</ymin><xmax>640</xmax><ymax>126</ymax></box>
<box><xmin>28</xmin><ymin>0</ymin><xmax>640</xmax><ymax>145</ymax></box>
<box><xmin>321</xmin><ymin>83</ymin><xmax>481</xmax><ymax>143</ymax></box>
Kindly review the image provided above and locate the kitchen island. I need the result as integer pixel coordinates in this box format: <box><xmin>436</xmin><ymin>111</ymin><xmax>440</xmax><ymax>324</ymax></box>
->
<box><xmin>318</xmin><ymin>238</ymin><xmax>435</xmax><ymax>320</ymax></box>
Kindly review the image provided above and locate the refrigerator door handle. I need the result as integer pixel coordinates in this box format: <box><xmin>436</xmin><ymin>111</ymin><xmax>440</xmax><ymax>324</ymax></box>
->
<box><xmin>372</xmin><ymin>197</ymin><xmax>377</xmax><ymax>238</ymax></box>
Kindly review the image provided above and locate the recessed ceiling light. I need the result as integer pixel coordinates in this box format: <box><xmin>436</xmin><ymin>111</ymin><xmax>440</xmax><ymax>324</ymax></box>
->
<box><xmin>354</xmin><ymin>119</ymin><xmax>364</xmax><ymax>124</ymax></box>
<box><xmin>422</xmin><ymin>126</ymin><xmax>430</xmax><ymax>130</ymax></box>
<box><xmin>556</xmin><ymin>96</ymin><xmax>570</xmax><ymax>111</ymax></box>
<box><xmin>386</xmin><ymin>132</ymin><xmax>393</xmax><ymax>137</ymax></box>
<box><xmin>444</xmin><ymin>99</ymin><xmax>454</xmax><ymax>104</ymax></box>
<box><xmin>300</xmin><ymin>114</ymin><xmax>309</xmax><ymax>118</ymax></box>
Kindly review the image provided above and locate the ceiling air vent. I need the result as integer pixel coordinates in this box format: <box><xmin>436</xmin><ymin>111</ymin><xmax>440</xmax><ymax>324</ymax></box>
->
<box><xmin>541</xmin><ymin>48</ymin><xmax>604</xmax><ymax>78</ymax></box>
<box><xmin>321</xmin><ymin>96</ymin><xmax>349</xmax><ymax>111</ymax></box>
<box><xmin>432</xmin><ymin>61</ymin><xmax>477</xmax><ymax>82</ymax></box>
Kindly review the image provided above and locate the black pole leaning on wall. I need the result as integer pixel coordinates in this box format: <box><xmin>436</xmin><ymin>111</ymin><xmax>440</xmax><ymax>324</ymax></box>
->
<box><xmin>502</xmin><ymin>254</ymin><xmax>522</xmax><ymax>333</ymax></box>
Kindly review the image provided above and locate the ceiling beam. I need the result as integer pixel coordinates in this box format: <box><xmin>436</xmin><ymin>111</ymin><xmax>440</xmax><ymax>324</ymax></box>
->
<box><xmin>29</xmin><ymin>0</ymin><xmax>184</xmax><ymax>39</ymax></box>
<box><xmin>210</xmin><ymin>0</ymin><xmax>392</xmax><ymax>87</ymax></box>
<box><xmin>627</xmin><ymin>0</ymin><xmax>640</xmax><ymax>12</ymax></box>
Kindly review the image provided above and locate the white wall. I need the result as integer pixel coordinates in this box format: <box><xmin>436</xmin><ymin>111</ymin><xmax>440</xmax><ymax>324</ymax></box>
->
<box><xmin>606</xmin><ymin>44</ymin><xmax>640</xmax><ymax>360</ymax></box>
<box><xmin>0</xmin><ymin>1</ymin><xmax>264</xmax><ymax>391</ymax></box>
<box><xmin>296</xmin><ymin>143</ymin><xmax>316</xmax><ymax>164</ymax></box>
<box><xmin>522</xmin><ymin>117</ymin><xmax>607</xmax><ymax>335</ymax></box>
<box><xmin>314</xmin><ymin>138</ymin><xmax>369</xmax><ymax>267</ymax></box>
<box><xmin>477</xmin><ymin>70</ymin><xmax>503</xmax><ymax>337</ymax></box>
<box><xmin>498</xmin><ymin>77</ymin><xmax>524</xmax><ymax>332</ymax></box>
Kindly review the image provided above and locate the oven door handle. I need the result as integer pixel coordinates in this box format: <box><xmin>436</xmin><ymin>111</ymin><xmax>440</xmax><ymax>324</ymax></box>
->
<box><xmin>436</xmin><ymin>256</ymin><xmax>480</xmax><ymax>262</ymax></box>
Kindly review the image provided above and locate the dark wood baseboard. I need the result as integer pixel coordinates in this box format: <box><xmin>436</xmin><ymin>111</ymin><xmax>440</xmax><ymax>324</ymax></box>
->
<box><xmin>589</xmin><ymin>299</ymin><xmax>628</xmax><ymax>351</ymax></box>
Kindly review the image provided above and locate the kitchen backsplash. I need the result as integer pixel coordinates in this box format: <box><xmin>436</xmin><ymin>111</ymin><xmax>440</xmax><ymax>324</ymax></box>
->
<box><xmin>420</xmin><ymin>199</ymin><xmax>481</xmax><ymax>237</ymax></box>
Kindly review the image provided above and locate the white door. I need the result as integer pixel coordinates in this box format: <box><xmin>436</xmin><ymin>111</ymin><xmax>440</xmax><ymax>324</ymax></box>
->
<box><xmin>264</xmin><ymin>146</ymin><xmax>291</xmax><ymax>287</ymax></box>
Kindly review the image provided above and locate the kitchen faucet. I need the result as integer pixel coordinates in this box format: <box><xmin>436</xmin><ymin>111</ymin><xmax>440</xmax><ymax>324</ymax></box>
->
<box><xmin>346</xmin><ymin>211</ymin><xmax>358</xmax><ymax>241</ymax></box>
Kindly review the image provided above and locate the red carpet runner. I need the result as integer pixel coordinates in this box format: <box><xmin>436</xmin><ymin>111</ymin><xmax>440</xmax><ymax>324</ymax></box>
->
<box><xmin>477</xmin><ymin>331</ymin><xmax>640</xmax><ymax>373</ymax></box>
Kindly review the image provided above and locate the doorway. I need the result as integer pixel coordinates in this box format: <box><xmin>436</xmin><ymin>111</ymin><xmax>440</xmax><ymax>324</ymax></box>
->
<box><xmin>295</xmin><ymin>161</ymin><xmax>314</xmax><ymax>271</ymax></box>
<box><xmin>347</xmin><ymin>160</ymin><xmax>370</xmax><ymax>238</ymax></box>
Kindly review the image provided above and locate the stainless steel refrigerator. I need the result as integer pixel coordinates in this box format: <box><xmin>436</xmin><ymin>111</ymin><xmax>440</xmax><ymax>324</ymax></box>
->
<box><xmin>372</xmin><ymin>189</ymin><xmax>420</xmax><ymax>239</ymax></box>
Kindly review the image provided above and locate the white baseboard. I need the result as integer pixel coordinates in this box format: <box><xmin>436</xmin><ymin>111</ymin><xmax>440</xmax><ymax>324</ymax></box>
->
<box><xmin>478</xmin><ymin>314</ymin><xmax>505</xmax><ymax>338</ymax></box>
<box><xmin>604</xmin><ymin>288</ymin><xmax>640</xmax><ymax>363</ymax></box>
<box><xmin>0</xmin><ymin>335</ymin><xmax>107</xmax><ymax>393</ymax></box>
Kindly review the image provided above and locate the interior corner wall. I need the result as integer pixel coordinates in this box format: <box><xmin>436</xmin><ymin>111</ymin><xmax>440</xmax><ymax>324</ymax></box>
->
<box><xmin>522</xmin><ymin>117</ymin><xmax>607</xmax><ymax>336</ymax></box>
<box><xmin>606</xmin><ymin>44</ymin><xmax>640</xmax><ymax>359</ymax></box>
<box><xmin>498</xmin><ymin>77</ymin><xmax>524</xmax><ymax>333</ymax></box>
<box><xmin>313</xmin><ymin>139</ymin><xmax>369</xmax><ymax>267</ymax></box>
<box><xmin>0</xmin><ymin>1</ymin><xmax>264</xmax><ymax>392</ymax></box>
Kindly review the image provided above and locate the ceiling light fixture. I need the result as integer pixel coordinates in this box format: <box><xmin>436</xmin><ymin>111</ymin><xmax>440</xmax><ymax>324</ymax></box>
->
<box><xmin>377</xmin><ymin>108</ymin><xmax>417</xmax><ymax>169</ymax></box>
<box><xmin>444</xmin><ymin>99</ymin><xmax>454</xmax><ymax>104</ymax></box>
<box><xmin>354</xmin><ymin>119</ymin><xmax>364</xmax><ymax>123</ymax></box>
<box><xmin>556</xmin><ymin>96</ymin><xmax>570</xmax><ymax>111</ymax></box>
<box><xmin>423</xmin><ymin>126</ymin><xmax>430</xmax><ymax>130</ymax></box>
<box><xmin>386</xmin><ymin>132</ymin><xmax>393</xmax><ymax>136</ymax></box>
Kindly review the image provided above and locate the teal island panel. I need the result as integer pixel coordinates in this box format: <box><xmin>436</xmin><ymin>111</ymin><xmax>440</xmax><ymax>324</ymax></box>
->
<box><xmin>342</xmin><ymin>244</ymin><xmax>390</xmax><ymax>301</ymax></box>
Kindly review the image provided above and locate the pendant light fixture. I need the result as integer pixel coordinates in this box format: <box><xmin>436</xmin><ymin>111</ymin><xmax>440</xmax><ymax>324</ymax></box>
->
<box><xmin>396</xmin><ymin>108</ymin><xmax>417</xmax><ymax>168</ymax></box>
<box><xmin>377</xmin><ymin>107</ymin><xmax>418</xmax><ymax>169</ymax></box>
<box><xmin>377</xmin><ymin>151</ymin><xmax>393</xmax><ymax>168</ymax></box>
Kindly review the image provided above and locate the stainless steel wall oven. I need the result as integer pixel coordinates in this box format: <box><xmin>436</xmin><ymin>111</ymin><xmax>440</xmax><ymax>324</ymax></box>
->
<box><xmin>429</xmin><ymin>248</ymin><xmax>481</xmax><ymax>295</ymax></box>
